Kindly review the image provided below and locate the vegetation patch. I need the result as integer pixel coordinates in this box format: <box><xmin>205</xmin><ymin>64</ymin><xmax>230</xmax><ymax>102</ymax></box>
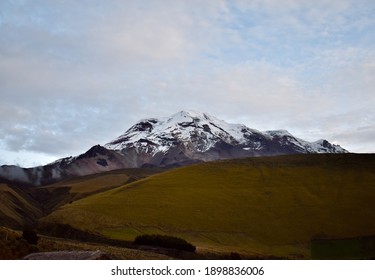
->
<box><xmin>311</xmin><ymin>235</ymin><xmax>375</xmax><ymax>260</ymax></box>
<box><xmin>134</xmin><ymin>234</ymin><xmax>196</xmax><ymax>252</ymax></box>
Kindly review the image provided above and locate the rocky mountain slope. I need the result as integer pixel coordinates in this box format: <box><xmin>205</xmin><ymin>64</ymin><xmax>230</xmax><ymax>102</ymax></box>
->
<box><xmin>0</xmin><ymin>110</ymin><xmax>347</xmax><ymax>186</ymax></box>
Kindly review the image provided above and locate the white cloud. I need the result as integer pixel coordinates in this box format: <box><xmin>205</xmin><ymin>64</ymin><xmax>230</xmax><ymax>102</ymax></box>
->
<box><xmin>0</xmin><ymin>0</ymin><xmax>375</xmax><ymax>166</ymax></box>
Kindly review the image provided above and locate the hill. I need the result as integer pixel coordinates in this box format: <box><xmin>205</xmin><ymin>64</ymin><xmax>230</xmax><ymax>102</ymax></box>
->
<box><xmin>42</xmin><ymin>153</ymin><xmax>375</xmax><ymax>258</ymax></box>
<box><xmin>34</xmin><ymin>167</ymin><xmax>165</xmax><ymax>213</ymax></box>
<box><xmin>0</xmin><ymin>183</ymin><xmax>43</xmax><ymax>228</ymax></box>
<box><xmin>0</xmin><ymin>167</ymin><xmax>165</xmax><ymax>229</ymax></box>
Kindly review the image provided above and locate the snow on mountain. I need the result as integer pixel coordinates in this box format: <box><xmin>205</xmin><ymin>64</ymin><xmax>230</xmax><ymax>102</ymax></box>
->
<box><xmin>105</xmin><ymin>110</ymin><xmax>248</xmax><ymax>153</ymax></box>
<box><xmin>105</xmin><ymin>110</ymin><xmax>348</xmax><ymax>156</ymax></box>
<box><xmin>106</xmin><ymin>110</ymin><xmax>262</xmax><ymax>153</ymax></box>
<box><xmin>263</xmin><ymin>130</ymin><xmax>347</xmax><ymax>154</ymax></box>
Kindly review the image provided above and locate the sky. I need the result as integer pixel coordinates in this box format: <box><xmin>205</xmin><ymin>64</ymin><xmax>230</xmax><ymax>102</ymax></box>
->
<box><xmin>1</xmin><ymin>0</ymin><xmax>375</xmax><ymax>167</ymax></box>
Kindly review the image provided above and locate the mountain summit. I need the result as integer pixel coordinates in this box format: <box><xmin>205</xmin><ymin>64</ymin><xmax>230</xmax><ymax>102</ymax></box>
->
<box><xmin>0</xmin><ymin>110</ymin><xmax>348</xmax><ymax>186</ymax></box>
<box><xmin>105</xmin><ymin>110</ymin><xmax>347</xmax><ymax>166</ymax></box>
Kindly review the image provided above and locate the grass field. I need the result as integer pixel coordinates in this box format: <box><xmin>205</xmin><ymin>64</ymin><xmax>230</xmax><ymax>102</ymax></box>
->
<box><xmin>42</xmin><ymin>154</ymin><xmax>375</xmax><ymax>258</ymax></box>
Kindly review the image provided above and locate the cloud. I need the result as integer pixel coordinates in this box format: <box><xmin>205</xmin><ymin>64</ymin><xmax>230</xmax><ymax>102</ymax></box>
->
<box><xmin>0</xmin><ymin>0</ymin><xmax>375</xmax><ymax>167</ymax></box>
<box><xmin>334</xmin><ymin>125</ymin><xmax>375</xmax><ymax>153</ymax></box>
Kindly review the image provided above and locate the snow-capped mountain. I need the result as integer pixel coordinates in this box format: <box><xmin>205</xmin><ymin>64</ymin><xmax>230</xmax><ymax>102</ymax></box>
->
<box><xmin>105</xmin><ymin>110</ymin><xmax>347</xmax><ymax>166</ymax></box>
<box><xmin>0</xmin><ymin>110</ymin><xmax>348</xmax><ymax>186</ymax></box>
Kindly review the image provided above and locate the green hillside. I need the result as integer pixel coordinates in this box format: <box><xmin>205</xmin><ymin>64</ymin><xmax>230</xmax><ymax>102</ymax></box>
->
<box><xmin>42</xmin><ymin>154</ymin><xmax>375</xmax><ymax>258</ymax></box>
<box><xmin>35</xmin><ymin>167</ymin><xmax>165</xmax><ymax>212</ymax></box>
<box><xmin>0</xmin><ymin>184</ymin><xmax>43</xmax><ymax>228</ymax></box>
<box><xmin>0</xmin><ymin>167</ymin><xmax>165</xmax><ymax>229</ymax></box>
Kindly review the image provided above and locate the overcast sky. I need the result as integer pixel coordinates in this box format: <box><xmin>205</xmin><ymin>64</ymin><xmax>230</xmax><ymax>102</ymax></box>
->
<box><xmin>1</xmin><ymin>0</ymin><xmax>375</xmax><ymax>167</ymax></box>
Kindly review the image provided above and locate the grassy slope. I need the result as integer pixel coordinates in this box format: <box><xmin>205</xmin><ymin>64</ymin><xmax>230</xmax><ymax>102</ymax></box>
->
<box><xmin>0</xmin><ymin>184</ymin><xmax>43</xmax><ymax>228</ymax></box>
<box><xmin>43</xmin><ymin>154</ymin><xmax>375</xmax><ymax>258</ymax></box>
<box><xmin>35</xmin><ymin>167</ymin><xmax>166</xmax><ymax>212</ymax></box>
<box><xmin>0</xmin><ymin>167</ymin><xmax>165</xmax><ymax>229</ymax></box>
<box><xmin>37</xmin><ymin>173</ymin><xmax>130</xmax><ymax>211</ymax></box>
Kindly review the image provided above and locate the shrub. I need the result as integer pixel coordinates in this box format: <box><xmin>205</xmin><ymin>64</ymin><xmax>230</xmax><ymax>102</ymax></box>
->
<box><xmin>22</xmin><ymin>229</ymin><xmax>39</xmax><ymax>245</ymax></box>
<box><xmin>134</xmin><ymin>234</ymin><xmax>196</xmax><ymax>252</ymax></box>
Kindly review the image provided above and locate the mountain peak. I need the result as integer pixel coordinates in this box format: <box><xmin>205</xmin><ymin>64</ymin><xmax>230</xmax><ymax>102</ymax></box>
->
<box><xmin>174</xmin><ymin>109</ymin><xmax>205</xmax><ymax>117</ymax></box>
<box><xmin>105</xmin><ymin>110</ymin><xmax>348</xmax><ymax>159</ymax></box>
<box><xmin>265</xmin><ymin>129</ymin><xmax>292</xmax><ymax>137</ymax></box>
<box><xmin>168</xmin><ymin>110</ymin><xmax>214</xmax><ymax>123</ymax></box>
